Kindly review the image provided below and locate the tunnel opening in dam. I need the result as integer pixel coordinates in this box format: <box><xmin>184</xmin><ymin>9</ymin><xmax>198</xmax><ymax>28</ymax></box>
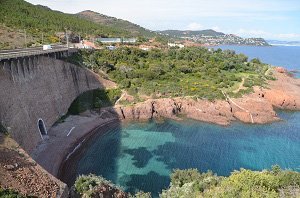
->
<box><xmin>38</xmin><ymin>119</ymin><xmax>47</xmax><ymax>137</ymax></box>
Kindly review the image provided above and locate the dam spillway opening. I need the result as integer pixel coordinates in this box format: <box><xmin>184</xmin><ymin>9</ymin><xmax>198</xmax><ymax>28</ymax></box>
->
<box><xmin>38</xmin><ymin>119</ymin><xmax>47</xmax><ymax>138</ymax></box>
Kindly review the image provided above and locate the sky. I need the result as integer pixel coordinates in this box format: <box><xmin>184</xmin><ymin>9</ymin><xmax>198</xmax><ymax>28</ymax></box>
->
<box><xmin>26</xmin><ymin>0</ymin><xmax>300</xmax><ymax>41</ymax></box>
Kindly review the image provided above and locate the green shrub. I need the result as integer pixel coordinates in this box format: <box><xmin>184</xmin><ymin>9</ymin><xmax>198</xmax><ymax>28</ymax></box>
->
<box><xmin>162</xmin><ymin>166</ymin><xmax>300</xmax><ymax>198</ymax></box>
<box><xmin>74</xmin><ymin>174</ymin><xmax>125</xmax><ymax>197</ymax></box>
<box><xmin>0</xmin><ymin>188</ymin><xmax>25</xmax><ymax>198</ymax></box>
<box><xmin>130</xmin><ymin>191</ymin><xmax>152</xmax><ymax>198</ymax></box>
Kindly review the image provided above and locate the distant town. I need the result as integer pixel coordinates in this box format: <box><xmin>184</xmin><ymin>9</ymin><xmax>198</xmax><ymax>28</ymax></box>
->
<box><xmin>185</xmin><ymin>34</ymin><xmax>269</xmax><ymax>46</ymax></box>
<box><xmin>158</xmin><ymin>30</ymin><xmax>270</xmax><ymax>46</ymax></box>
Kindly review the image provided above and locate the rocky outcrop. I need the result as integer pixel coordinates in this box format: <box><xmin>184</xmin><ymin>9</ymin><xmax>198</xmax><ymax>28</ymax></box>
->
<box><xmin>0</xmin><ymin>56</ymin><xmax>107</xmax><ymax>152</ymax></box>
<box><xmin>115</xmin><ymin>69</ymin><xmax>300</xmax><ymax>125</ymax></box>
<box><xmin>263</xmin><ymin>71</ymin><xmax>300</xmax><ymax>110</ymax></box>
<box><xmin>0</xmin><ymin>134</ymin><xmax>68</xmax><ymax>197</ymax></box>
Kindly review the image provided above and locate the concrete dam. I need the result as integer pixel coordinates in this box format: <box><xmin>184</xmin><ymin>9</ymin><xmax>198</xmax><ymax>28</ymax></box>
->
<box><xmin>0</xmin><ymin>52</ymin><xmax>104</xmax><ymax>152</ymax></box>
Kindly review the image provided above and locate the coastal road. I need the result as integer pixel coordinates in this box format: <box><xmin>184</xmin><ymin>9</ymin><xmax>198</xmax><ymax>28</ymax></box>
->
<box><xmin>0</xmin><ymin>45</ymin><xmax>71</xmax><ymax>61</ymax></box>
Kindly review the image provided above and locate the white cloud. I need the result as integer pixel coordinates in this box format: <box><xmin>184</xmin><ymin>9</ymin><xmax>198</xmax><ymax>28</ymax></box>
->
<box><xmin>212</xmin><ymin>26</ymin><xmax>221</xmax><ymax>32</ymax></box>
<box><xmin>234</xmin><ymin>29</ymin><xmax>300</xmax><ymax>40</ymax></box>
<box><xmin>237</xmin><ymin>29</ymin><xmax>271</xmax><ymax>38</ymax></box>
<box><xmin>186</xmin><ymin>23</ymin><xmax>204</xmax><ymax>30</ymax></box>
<box><xmin>276</xmin><ymin>33</ymin><xmax>300</xmax><ymax>40</ymax></box>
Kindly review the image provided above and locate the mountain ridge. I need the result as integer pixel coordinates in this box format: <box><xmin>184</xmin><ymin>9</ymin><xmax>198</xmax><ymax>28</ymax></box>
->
<box><xmin>158</xmin><ymin>29</ymin><xmax>269</xmax><ymax>46</ymax></box>
<box><xmin>76</xmin><ymin>10</ymin><xmax>156</xmax><ymax>37</ymax></box>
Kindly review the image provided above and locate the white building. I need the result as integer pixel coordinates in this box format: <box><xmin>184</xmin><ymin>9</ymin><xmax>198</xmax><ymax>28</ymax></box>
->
<box><xmin>168</xmin><ymin>43</ymin><xmax>184</xmax><ymax>48</ymax></box>
<box><xmin>96</xmin><ymin>38</ymin><xmax>137</xmax><ymax>43</ymax></box>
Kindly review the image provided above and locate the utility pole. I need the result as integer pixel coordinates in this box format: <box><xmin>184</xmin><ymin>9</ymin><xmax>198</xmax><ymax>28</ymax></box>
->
<box><xmin>41</xmin><ymin>33</ymin><xmax>44</xmax><ymax>45</ymax></box>
<box><xmin>66</xmin><ymin>30</ymin><xmax>69</xmax><ymax>48</ymax></box>
<box><xmin>24</xmin><ymin>29</ymin><xmax>27</xmax><ymax>48</ymax></box>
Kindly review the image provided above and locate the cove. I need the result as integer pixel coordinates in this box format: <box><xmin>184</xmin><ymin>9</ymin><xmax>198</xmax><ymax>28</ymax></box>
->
<box><xmin>70</xmin><ymin>110</ymin><xmax>300</xmax><ymax>196</ymax></box>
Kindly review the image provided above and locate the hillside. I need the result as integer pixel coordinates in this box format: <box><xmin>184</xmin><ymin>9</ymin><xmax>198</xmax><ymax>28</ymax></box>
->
<box><xmin>0</xmin><ymin>0</ymin><xmax>132</xmax><ymax>48</ymax></box>
<box><xmin>77</xmin><ymin>10</ymin><xmax>156</xmax><ymax>37</ymax></box>
<box><xmin>159</xmin><ymin>29</ymin><xmax>269</xmax><ymax>46</ymax></box>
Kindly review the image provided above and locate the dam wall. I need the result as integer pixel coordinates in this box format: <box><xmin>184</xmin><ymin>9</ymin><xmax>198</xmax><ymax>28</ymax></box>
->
<box><xmin>0</xmin><ymin>56</ymin><xmax>103</xmax><ymax>152</ymax></box>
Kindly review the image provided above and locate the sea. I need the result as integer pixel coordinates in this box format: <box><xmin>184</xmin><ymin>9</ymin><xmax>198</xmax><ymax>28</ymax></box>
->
<box><xmin>72</xmin><ymin>45</ymin><xmax>300</xmax><ymax>196</ymax></box>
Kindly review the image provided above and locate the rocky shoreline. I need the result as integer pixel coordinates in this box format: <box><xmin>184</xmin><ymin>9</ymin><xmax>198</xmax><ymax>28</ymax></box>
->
<box><xmin>113</xmin><ymin>68</ymin><xmax>300</xmax><ymax>125</ymax></box>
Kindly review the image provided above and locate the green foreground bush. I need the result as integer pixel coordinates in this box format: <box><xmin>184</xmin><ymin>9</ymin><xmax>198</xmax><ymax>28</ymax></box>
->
<box><xmin>161</xmin><ymin>166</ymin><xmax>300</xmax><ymax>198</ymax></box>
<box><xmin>73</xmin><ymin>166</ymin><xmax>300</xmax><ymax>198</ymax></box>
<box><xmin>0</xmin><ymin>188</ymin><xmax>26</xmax><ymax>198</ymax></box>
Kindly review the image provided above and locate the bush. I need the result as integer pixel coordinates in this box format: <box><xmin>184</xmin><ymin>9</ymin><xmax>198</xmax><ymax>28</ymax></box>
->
<box><xmin>162</xmin><ymin>166</ymin><xmax>300</xmax><ymax>198</ymax></box>
<box><xmin>74</xmin><ymin>174</ymin><xmax>126</xmax><ymax>197</ymax></box>
<box><xmin>75</xmin><ymin>174</ymin><xmax>104</xmax><ymax>195</ymax></box>
<box><xmin>0</xmin><ymin>188</ymin><xmax>25</xmax><ymax>198</ymax></box>
<box><xmin>130</xmin><ymin>191</ymin><xmax>152</xmax><ymax>198</ymax></box>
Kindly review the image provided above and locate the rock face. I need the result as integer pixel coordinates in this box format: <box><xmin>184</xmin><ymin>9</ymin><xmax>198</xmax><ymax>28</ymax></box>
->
<box><xmin>115</xmin><ymin>69</ymin><xmax>300</xmax><ymax>125</ymax></box>
<box><xmin>0</xmin><ymin>134</ymin><xmax>68</xmax><ymax>197</ymax></box>
<box><xmin>263</xmin><ymin>70</ymin><xmax>300</xmax><ymax>110</ymax></box>
<box><xmin>115</xmin><ymin>98</ymin><xmax>233</xmax><ymax>125</ymax></box>
<box><xmin>0</xmin><ymin>56</ymin><xmax>105</xmax><ymax>152</ymax></box>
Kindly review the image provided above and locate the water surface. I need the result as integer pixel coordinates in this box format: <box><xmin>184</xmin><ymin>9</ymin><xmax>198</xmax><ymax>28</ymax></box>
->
<box><xmin>77</xmin><ymin>112</ymin><xmax>300</xmax><ymax>196</ymax></box>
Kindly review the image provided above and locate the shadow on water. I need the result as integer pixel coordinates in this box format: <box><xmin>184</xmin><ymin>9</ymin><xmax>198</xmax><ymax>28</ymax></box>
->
<box><xmin>58</xmin><ymin>88</ymin><xmax>122</xmax><ymax>187</ymax></box>
<box><xmin>153</xmin><ymin>116</ymin><xmax>300</xmax><ymax>177</ymax></box>
<box><xmin>124</xmin><ymin>147</ymin><xmax>153</xmax><ymax>168</ymax></box>
<box><xmin>59</xmin><ymin>107</ymin><xmax>300</xmax><ymax>195</ymax></box>
<box><xmin>122</xmin><ymin>171</ymin><xmax>170</xmax><ymax>197</ymax></box>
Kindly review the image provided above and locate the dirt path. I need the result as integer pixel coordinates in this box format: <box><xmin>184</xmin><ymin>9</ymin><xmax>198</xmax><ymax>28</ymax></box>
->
<box><xmin>222</xmin><ymin>91</ymin><xmax>254</xmax><ymax>123</ymax></box>
<box><xmin>233</xmin><ymin>77</ymin><xmax>245</xmax><ymax>93</ymax></box>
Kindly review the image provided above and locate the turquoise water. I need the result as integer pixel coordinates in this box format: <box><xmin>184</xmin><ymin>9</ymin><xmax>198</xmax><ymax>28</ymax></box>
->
<box><xmin>74</xmin><ymin>46</ymin><xmax>300</xmax><ymax>196</ymax></box>
<box><xmin>77</xmin><ymin>112</ymin><xmax>300</xmax><ymax>196</ymax></box>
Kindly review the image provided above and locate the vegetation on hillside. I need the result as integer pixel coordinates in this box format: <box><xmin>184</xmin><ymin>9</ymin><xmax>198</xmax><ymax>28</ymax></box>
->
<box><xmin>161</xmin><ymin>166</ymin><xmax>300</xmax><ymax>197</ymax></box>
<box><xmin>71</xmin><ymin>47</ymin><xmax>273</xmax><ymax>101</ymax></box>
<box><xmin>77</xmin><ymin>10</ymin><xmax>156</xmax><ymax>38</ymax></box>
<box><xmin>0</xmin><ymin>0</ymin><xmax>169</xmax><ymax>49</ymax></box>
<box><xmin>73</xmin><ymin>174</ymin><xmax>150</xmax><ymax>198</ymax></box>
<box><xmin>0</xmin><ymin>0</ymin><xmax>132</xmax><ymax>47</ymax></box>
<box><xmin>73</xmin><ymin>166</ymin><xmax>300</xmax><ymax>198</ymax></box>
<box><xmin>0</xmin><ymin>188</ymin><xmax>26</xmax><ymax>198</ymax></box>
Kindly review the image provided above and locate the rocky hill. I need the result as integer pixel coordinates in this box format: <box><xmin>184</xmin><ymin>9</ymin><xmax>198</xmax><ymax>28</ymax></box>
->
<box><xmin>0</xmin><ymin>0</ymin><xmax>163</xmax><ymax>49</ymax></box>
<box><xmin>77</xmin><ymin>10</ymin><xmax>156</xmax><ymax>37</ymax></box>
<box><xmin>159</xmin><ymin>29</ymin><xmax>270</xmax><ymax>46</ymax></box>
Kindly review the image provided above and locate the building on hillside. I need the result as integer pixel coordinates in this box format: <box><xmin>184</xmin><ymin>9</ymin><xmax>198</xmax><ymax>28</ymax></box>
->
<box><xmin>96</xmin><ymin>38</ymin><xmax>137</xmax><ymax>43</ymax></box>
<box><xmin>139</xmin><ymin>45</ymin><xmax>156</xmax><ymax>51</ymax></box>
<box><xmin>97</xmin><ymin>38</ymin><xmax>122</xmax><ymax>43</ymax></box>
<box><xmin>106</xmin><ymin>45</ymin><xmax>117</xmax><ymax>50</ymax></box>
<box><xmin>168</xmin><ymin>43</ymin><xmax>185</xmax><ymax>48</ymax></box>
<box><xmin>77</xmin><ymin>40</ymin><xmax>96</xmax><ymax>49</ymax></box>
<box><xmin>122</xmin><ymin>38</ymin><xmax>137</xmax><ymax>43</ymax></box>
